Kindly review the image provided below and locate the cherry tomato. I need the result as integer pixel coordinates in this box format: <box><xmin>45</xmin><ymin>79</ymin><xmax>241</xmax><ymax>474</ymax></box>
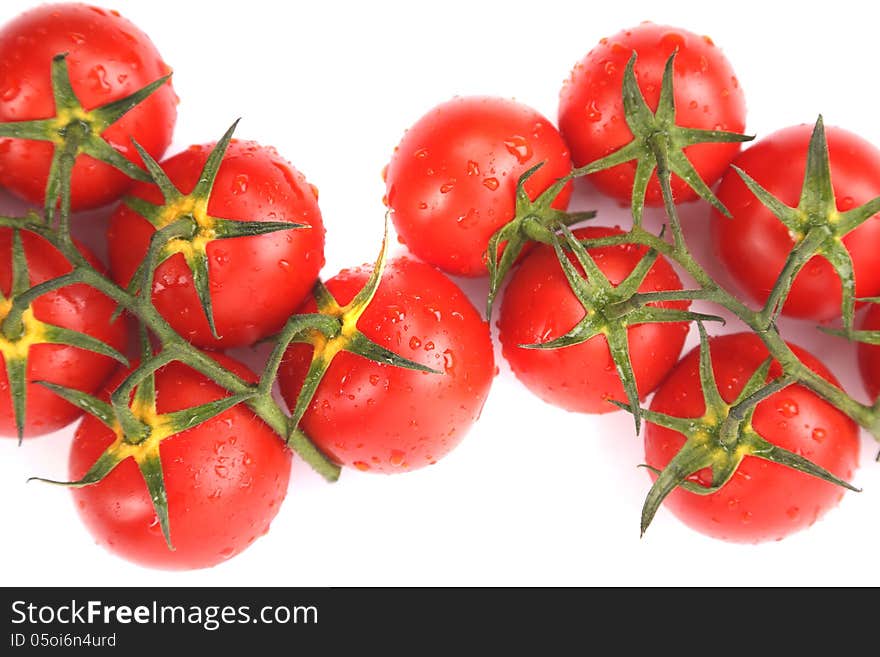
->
<box><xmin>559</xmin><ymin>23</ymin><xmax>745</xmax><ymax>206</ymax></box>
<box><xmin>0</xmin><ymin>229</ymin><xmax>128</xmax><ymax>438</ymax></box>
<box><xmin>712</xmin><ymin>124</ymin><xmax>880</xmax><ymax>322</ymax></box>
<box><xmin>498</xmin><ymin>226</ymin><xmax>689</xmax><ymax>413</ymax></box>
<box><xmin>278</xmin><ymin>257</ymin><xmax>494</xmax><ymax>473</ymax></box>
<box><xmin>385</xmin><ymin>96</ymin><xmax>572</xmax><ymax>277</ymax></box>
<box><xmin>0</xmin><ymin>3</ymin><xmax>177</xmax><ymax>210</ymax></box>
<box><xmin>857</xmin><ymin>304</ymin><xmax>880</xmax><ymax>401</ymax></box>
<box><xmin>69</xmin><ymin>353</ymin><xmax>291</xmax><ymax>570</ymax></box>
<box><xmin>645</xmin><ymin>333</ymin><xmax>859</xmax><ymax>543</ymax></box>
<box><xmin>107</xmin><ymin>139</ymin><xmax>325</xmax><ymax>348</ymax></box>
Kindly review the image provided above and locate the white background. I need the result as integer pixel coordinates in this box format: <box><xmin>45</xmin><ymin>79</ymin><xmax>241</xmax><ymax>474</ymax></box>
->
<box><xmin>1</xmin><ymin>0</ymin><xmax>879</xmax><ymax>586</ymax></box>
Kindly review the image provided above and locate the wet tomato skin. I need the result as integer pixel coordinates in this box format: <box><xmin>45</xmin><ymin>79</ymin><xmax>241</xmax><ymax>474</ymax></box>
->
<box><xmin>0</xmin><ymin>229</ymin><xmax>128</xmax><ymax>438</ymax></box>
<box><xmin>0</xmin><ymin>3</ymin><xmax>177</xmax><ymax>210</ymax></box>
<box><xmin>498</xmin><ymin>226</ymin><xmax>689</xmax><ymax>413</ymax></box>
<box><xmin>645</xmin><ymin>333</ymin><xmax>859</xmax><ymax>543</ymax></box>
<box><xmin>712</xmin><ymin>124</ymin><xmax>880</xmax><ymax>322</ymax></box>
<box><xmin>69</xmin><ymin>353</ymin><xmax>291</xmax><ymax>570</ymax></box>
<box><xmin>107</xmin><ymin>139</ymin><xmax>325</xmax><ymax>348</ymax></box>
<box><xmin>278</xmin><ymin>257</ymin><xmax>494</xmax><ymax>473</ymax></box>
<box><xmin>385</xmin><ymin>96</ymin><xmax>572</xmax><ymax>277</ymax></box>
<box><xmin>559</xmin><ymin>23</ymin><xmax>745</xmax><ymax>206</ymax></box>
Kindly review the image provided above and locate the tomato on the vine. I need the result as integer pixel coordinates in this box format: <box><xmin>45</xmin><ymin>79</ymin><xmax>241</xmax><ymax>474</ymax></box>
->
<box><xmin>70</xmin><ymin>353</ymin><xmax>291</xmax><ymax>570</ymax></box>
<box><xmin>645</xmin><ymin>333</ymin><xmax>859</xmax><ymax>543</ymax></box>
<box><xmin>278</xmin><ymin>257</ymin><xmax>494</xmax><ymax>473</ymax></box>
<box><xmin>0</xmin><ymin>229</ymin><xmax>127</xmax><ymax>438</ymax></box>
<box><xmin>558</xmin><ymin>23</ymin><xmax>745</xmax><ymax>206</ymax></box>
<box><xmin>107</xmin><ymin>139</ymin><xmax>325</xmax><ymax>348</ymax></box>
<box><xmin>384</xmin><ymin>96</ymin><xmax>572</xmax><ymax>277</ymax></box>
<box><xmin>498</xmin><ymin>226</ymin><xmax>689</xmax><ymax>413</ymax></box>
<box><xmin>712</xmin><ymin>124</ymin><xmax>880</xmax><ymax>322</ymax></box>
<box><xmin>0</xmin><ymin>3</ymin><xmax>177</xmax><ymax>210</ymax></box>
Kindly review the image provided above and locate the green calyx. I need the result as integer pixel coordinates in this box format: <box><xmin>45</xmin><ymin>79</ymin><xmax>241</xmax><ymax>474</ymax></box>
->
<box><xmin>0</xmin><ymin>229</ymin><xmax>127</xmax><ymax>442</ymax></box>
<box><xmin>31</xmin><ymin>327</ymin><xmax>256</xmax><ymax>548</ymax></box>
<box><xmin>258</xmin><ymin>217</ymin><xmax>441</xmax><ymax>445</ymax></box>
<box><xmin>485</xmin><ymin>163</ymin><xmax>596</xmax><ymax>319</ymax></box>
<box><xmin>625</xmin><ymin>324</ymin><xmax>859</xmax><ymax>537</ymax></box>
<box><xmin>734</xmin><ymin>116</ymin><xmax>880</xmax><ymax>331</ymax></box>
<box><xmin>0</xmin><ymin>54</ymin><xmax>171</xmax><ymax>223</ymax></box>
<box><xmin>575</xmin><ymin>50</ymin><xmax>752</xmax><ymax>237</ymax></box>
<box><xmin>121</xmin><ymin>120</ymin><xmax>308</xmax><ymax>338</ymax></box>
<box><xmin>521</xmin><ymin>224</ymin><xmax>720</xmax><ymax>433</ymax></box>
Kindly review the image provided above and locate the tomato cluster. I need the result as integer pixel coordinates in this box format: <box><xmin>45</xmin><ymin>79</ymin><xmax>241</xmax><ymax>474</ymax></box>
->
<box><xmin>1</xmin><ymin>5</ymin><xmax>877</xmax><ymax>570</ymax></box>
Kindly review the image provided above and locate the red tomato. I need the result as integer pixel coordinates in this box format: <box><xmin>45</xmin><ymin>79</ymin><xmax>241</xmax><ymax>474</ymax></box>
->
<box><xmin>645</xmin><ymin>333</ymin><xmax>859</xmax><ymax>543</ymax></box>
<box><xmin>0</xmin><ymin>3</ymin><xmax>177</xmax><ymax>210</ymax></box>
<box><xmin>498</xmin><ymin>226</ymin><xmax>689</xmax><ymax>413</ymax></box>
<box><xmin>559</xmin><ymin>24</ymin><xmax>745</xmax><ymax>205</ymax></box>
<box><xmin>0</xmin><ymin>229</ymin><xmax>128</xmax><ymax>438</ymax></box>
<box><xmin>857</xmin><ymin>304</ymin><xmax>880</xmax><ymax>401</ymax></box>
<box><xmin>107</xmin><ymin>139</ymin><xmax>325</xmax><ymax>348</ymax></box>
<box><xmin>712</xmin><ymin>124</ymin><xmax>880</xmax><ymax>322</ymax></box>
<box><xmin>69</xmin><ymin>353</ymin><xmax>291</xmax><ymax>570</ymax></box>
<box><xmin>278</xmin><ymin>257</ymin><xmax>494</xmax><ymax>473</ymax></box>
<box><xmin>385</xmin><ymin>96</ymin><xmax>572</xmax><ymax>277</ymax></box>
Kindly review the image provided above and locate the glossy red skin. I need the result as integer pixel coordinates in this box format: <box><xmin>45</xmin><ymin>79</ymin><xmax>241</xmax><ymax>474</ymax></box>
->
<box><xmin>107</xmin><ymin>140</ymin><xmax>325</xmax><ymax>348</ymax></box>
<box><xmin>278</xmin><ymin>257</ymin><xmax>494</xmax><ymax>473</ymax></box>
<box><xmin>0</xmin><ymin>3</ymin><xmax>177</xmax><ymax>210</ymax></box>
<box><xmin>857</xmin><ymin>304</ymin><xmax>880</xmax><ymax>400</ymax></box>
<box><xmin>559</xmin><ymin>24</ymin><xmax>745</xmax><ymax>206</ymax></box>
<box><xmin>0</xmin><ymin>230</ymin><xmax>128</xmax><ymax>438</ymax></box>
<box><xmin>712</xmin><ymin>125</ymin><xmax>880</xmax><ymax>321</ymax></box>
<box><xmin>385</xmin><ymin>96</ymin><xmax>572</xmax><ymax>277</ymax></box>
<box><xmin>645</xmin><ymin>333</ymin><xmax>859</xmax><ymax>543</ymax></box>
<box><xmin>499</xmin><ymin>226</ymin><xmax>689</xmax><ymax>413</ymax></box>
<box><xmin>69</xmin><ymin>354</ymin><xmax>291</xmax><ymax>570</ymax></box>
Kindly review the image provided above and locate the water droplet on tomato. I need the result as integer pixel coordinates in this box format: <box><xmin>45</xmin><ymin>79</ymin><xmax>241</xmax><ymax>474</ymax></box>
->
<box><xmin>418</xmin><ymin>202</ymin><xmax>428</xmax><ymax>210</ymax></box>
<box><xmin>440</xmin><ymin>181</ymin><xmax>455</xmax><ymax>194</ymax></box>
<box><xmin>214</xmin><ymin>465</ymin><xmax>229</xmax><ymax>478</ymax></box>
<box><xmin>786</xmin><ymin>506</ymin><xmax>800</xmax><ymax>520</ymax></box>
<box><xmin>353</xmin><ymin>461</ymin><xmax>370</xmax><ymax>472</ymax></box>
<box><xmin>232</xmin><ymin>173</ymin><xmax>249</xmax><ymax>194</ymax></box>
<box><xmin>699</xmin><ymin>55</ymin><xmax>709</xmax><ymax>73</ymax></box>
<box><xmin>839</xmin><ymin>196</ymin><xmax>855</xmax><ymax>210</ymax></box>
<box><xmin>409</xmin><ymin>336</ymin><xmax>422</xmax><ymax>349</ymax></box>
<box><xmin>414</xmin><ymin>148</ymin><xmax>428</xmax><ymax>159</ymax></box>
<box><xmin>442</xmin><ymin>349</ymin><xmax>455</xmax><ymax>373</ymax></box>
<box><xmin>381</xmin><ymin>164</ymin><xmax>388</xmax><ymax>182</ymax></box>
<box><xmin>688</xmin><ymin>100</ymin><xmax>698</xmax><ymax>110</ymax></box>
<box><xmin>456</xmin><ymin>208</ymin><xmax>479</xmax><ymax>228</ymax></box>
<box><xmin>811</xmin><ymin>427</ymin><xmax>827</xmax><ymax>443</ymax></box>
<box><xmin>390</xmin><ymin>450</ymin><xmax>406</xmax><ymax>467</ymax></box>
<box><xmin>68</xmin><ymin>31</ymin><xmax>87</xmax><ymax>45</ymax></box>
<box><xmin>424</xmin><ymin>341</ymin><xmax>435</xmax><ymax>351</ymax></box>
<box><xmin>659</xmin><ymin>32</ymin><xmax>685</xmax><ymax>49</ymax></box>
<box><xmin>482</xmin><ymin>177</ymin><xmax>499</xmax><ymax>191</ymax></box>
<box><xmin>777</xmin><ymin>399</ymin><xmax>799</xmax><ymax>418</ymax></box>
<box><xmin>278</xmin><ymin>259</ymin><xmax>290</xmax><ymax>271</ymax></box>
<box><xmin>219</xmin><ymin>547</ymin><xmax>235</xmax><ymax>558</ymax></box>
<box><xmin>0</xmin><ymin>81</ymin><xmax>20</xmax><ymax>102</ymax></box>
<box><xmin>585</xmin><ymin>100</ymin><xmax>602</xmax><ymax>122</ymax></box>
<box><xmin>466</xmin><ymin>160</ymin><xmax>480</xmax><ymax>176</ymax></box>
<box><xmin>503</xmin><ymin>136</ymin><xmax>532</xmax><ymax>164</ymax></box>
<box><xmin>88</xmin><ymin>65</ymin><xmax>112</xmax><ymax>94</ymax></box>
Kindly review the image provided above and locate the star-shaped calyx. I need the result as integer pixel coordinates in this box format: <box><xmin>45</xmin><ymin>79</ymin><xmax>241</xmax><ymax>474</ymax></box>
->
<box><xmin>0</xmin><ymin>54</ymin><xmax>170</xmax><ymax>221</ymax></box>
<box><xmin>121</xmin><ymin>120</ymin><xmax>308</xmax><ymax>339</ymax></box>
<box><xmin>622</xmin><ymin>324</ymin><xmax>858</xmax><ymax>536</ymax></box>
<box><xmin>732</xmin><ymin>116</ymin><xmax>880</xmax><ymax>331</ymax></box>
<box><xmin>0</xmin><ymin>229</ymin><xmax>127</xmax><ymax>441</ymax></box>
<box><xmin>520</xmin><ymin>224</ymin><xmax>721</xmax><ymax>433</ymax></box>
<box><xmin>576</xmin><ymin>50</ymin><xmax>753</xmax><ymax>232</ymax></box>
<box><xmin>259</xmin><ymin>218</ymin><xmax>441</xmax><ymax>440</ymax></box>
<box><xmin>485</xmin><ymin>165</ymin><xmax>595</xmax><ymax>319</ymax></box>
<box><xmin>31</xmin><ymin>329</ymin><xmax>254</xmax><ymax>548</ymax></box>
